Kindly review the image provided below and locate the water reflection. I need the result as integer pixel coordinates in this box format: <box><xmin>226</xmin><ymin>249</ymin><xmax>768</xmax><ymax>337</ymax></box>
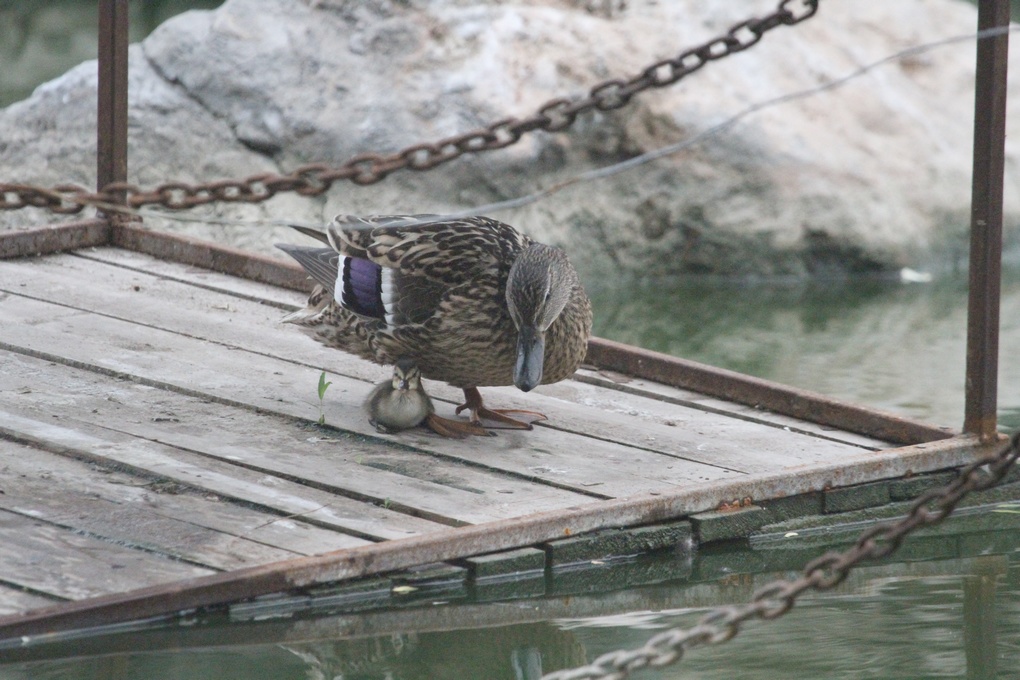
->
<box><xmin>590</xmin><ymin>267</ymin><xmax>1020</xmax><ymax>431</ymax></box>
<box><xmin>5</xmin><ymin>504</ymin><xmax>1020</xmax><ymax>680</ymax></box>
<box><xmin>281</xmin><ymin>624</ymin><xmax>583</xmax><ymax>680</ymax></box>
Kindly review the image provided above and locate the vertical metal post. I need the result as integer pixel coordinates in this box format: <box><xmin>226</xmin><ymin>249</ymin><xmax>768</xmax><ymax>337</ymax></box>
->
<box><xmin>97</xmin><ymin>0</ymin><xmax>130</xmax><ymax>206</ymax></box>
<box><xmin>964</xmin><ymin>0</ymin><xmax>1010</xmax><ymax>441</ymax></box>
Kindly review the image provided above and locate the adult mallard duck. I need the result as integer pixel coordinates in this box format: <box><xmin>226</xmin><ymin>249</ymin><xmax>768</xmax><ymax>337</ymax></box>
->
<box><xmin>278</xmin><ymin>214</ymin><xmax>592</xmax><ymax>436</ymax></box>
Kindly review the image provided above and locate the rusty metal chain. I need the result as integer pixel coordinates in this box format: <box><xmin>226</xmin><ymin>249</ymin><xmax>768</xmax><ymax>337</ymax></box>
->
<box><xmin>542</xmin><ymin>431</ymin><xmax>1020</xmax><ymax>680</ymax></box>
<box><xmin>0</xmin><ymin>0</ymin><xmax>818</xmax><ymax>216</ymax></box>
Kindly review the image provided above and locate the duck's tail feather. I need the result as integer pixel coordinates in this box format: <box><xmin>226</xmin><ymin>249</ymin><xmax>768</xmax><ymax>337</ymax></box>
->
<box><xmin>276</xmin><ymin>243</ymin><xmax>339</xmax><ymax>295</ymax></box>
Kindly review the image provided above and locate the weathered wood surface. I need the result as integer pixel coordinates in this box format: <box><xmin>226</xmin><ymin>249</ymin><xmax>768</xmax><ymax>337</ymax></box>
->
<box><xmin>0</xmin><ymin>248</ymin><xmax>953</xmax><ymax>622</ymax></box>
<box><xmin>0</xmin><ymin>507</ymin><xmax>214</xmax><ymax>601</ymax></box>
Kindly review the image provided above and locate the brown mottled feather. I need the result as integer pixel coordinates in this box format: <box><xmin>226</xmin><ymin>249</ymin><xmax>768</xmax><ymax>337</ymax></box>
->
<box><xmin>280</xmin><ymin>214</ymin><xmax>592</xmax><ymax>391</ymax></box>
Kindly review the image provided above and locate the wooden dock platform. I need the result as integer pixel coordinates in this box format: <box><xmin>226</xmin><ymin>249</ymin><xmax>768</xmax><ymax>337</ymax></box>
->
<box><xmin>0</xmin><ymin>225</ymin><xmax>1001</xmax><ymax>641</ymax></box>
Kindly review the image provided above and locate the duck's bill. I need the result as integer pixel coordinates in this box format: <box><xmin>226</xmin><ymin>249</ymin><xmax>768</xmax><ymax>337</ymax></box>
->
<box><xmin>514</xmin><ymin>326</ymin><xmax>545</xmax><ymax>392</ymax></box>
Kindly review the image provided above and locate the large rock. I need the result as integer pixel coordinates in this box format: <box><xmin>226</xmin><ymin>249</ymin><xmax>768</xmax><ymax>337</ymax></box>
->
<box><xmin>1</xmin><ymin>0</ymin><xmax>1016</xmax><ymax>279</ymax></box>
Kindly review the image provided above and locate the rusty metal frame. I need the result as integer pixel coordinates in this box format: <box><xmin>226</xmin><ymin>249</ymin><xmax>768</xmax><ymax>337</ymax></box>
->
<box><xmin>0</xmin><ymin>219</ymin><xmax>108</xmax><ymax>258</ymax></box>
<box><xmin>0</xmin><ymin>0</ymin><xmax>1010</xmax><ymax>642</ymax></box>
<box><xmin>111</xmin><ymin>222</ymin><xmax>310</xmax><ymax>290</ymax></box>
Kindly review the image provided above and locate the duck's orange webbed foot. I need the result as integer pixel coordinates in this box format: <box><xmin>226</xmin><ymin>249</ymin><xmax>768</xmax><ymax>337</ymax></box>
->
<box><xmin>424</xmin><ymin>413</ymin><xmax>492</xmax><ymax>438</ymax></box>
<box><xmin>454</xmin><ymin>387</ymin><xmax>548</xmax><ymax>431</ymax></box>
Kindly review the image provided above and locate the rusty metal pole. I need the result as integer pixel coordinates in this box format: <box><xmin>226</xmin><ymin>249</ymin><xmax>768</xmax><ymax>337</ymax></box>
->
<box><xmin>96</xmin><ymin>0</ymin><xmax>130</xmax><ymax>209</ymax></box>
<box><xmin>964</xmin><ymin>0</ymin><xmax>1010</xmax><ymax>441</ymax></box>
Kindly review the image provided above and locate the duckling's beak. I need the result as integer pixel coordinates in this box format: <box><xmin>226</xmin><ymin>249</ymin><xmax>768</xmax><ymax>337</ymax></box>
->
<box><xmin>514</xmin><ymin>325</ymin><xmax>545</xmax><ymax>392</ymax></box>
<box><xmin>397</xmin><ymin>378</ymin><xmax>410</xmax><ymax>391</ymax></box>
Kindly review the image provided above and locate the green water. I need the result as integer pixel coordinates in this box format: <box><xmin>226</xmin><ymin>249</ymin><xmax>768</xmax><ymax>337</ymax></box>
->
<box><xmin>3</xmin><ymin>502</ymin><xmax>1020</xmax><ymax>679</ymax></box>
<box><xmin>590</xmin><ymin>266</ymin><xmax>1020</xmax><ymax>433</ymax></box>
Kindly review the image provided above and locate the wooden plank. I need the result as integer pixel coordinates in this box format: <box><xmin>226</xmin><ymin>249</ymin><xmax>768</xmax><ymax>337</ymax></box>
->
<box><xmin>0</xmin><ymin>405</ymin><xmax>432</xmax><ymax>548</ymax></box>
<box><xmin>1</xmin><ymin>361</ymin><xmax>443</xmax><ymax>543</ymax></box>
<box><xmin>0</xmin><ymin>457</ymin><xmax>299</xmax><ymax>572</ymax></box>
<box><xmin>573</xmin><ymin>368</ymin><xmax>899</xmax><ymax>450</ymax></box>
<box><xmin>1</xmin><ymin>405</ymin><xmax>588</xmax><ymax>530</ymax></box>
<box><xmin>0</xmin><ymin>439</ymin><xmax>360</xmax><ymax>567</ymax></box>
<box><xmin>0</xmin><ymin>586</ymin><xmax>60</xmax><ymax>617</ymax></box>
<box><xmin>426</xmin><ymin>379</ymin><xmax>871</xmax><ymax>473</ymax></box>
<box><xmin>0</xmin><ymin>508</ymin><xmax>214</xmax><ymax>601</ymax></box>
<box><xmin>0</xmin><ymin>352</ymin><xmax>597</xmax><ymax>526</ymax></box>
<box><xmin>0</xmin><ymin>292</ymin><xmax>736</xmax><ymax>496</ymax></box>
<box><xmin>70</xmin><ymin>248</ymin><xmax>897</xmax><ymax>450</ymax></box>
<box><xmin>74</xmin><ymin>246</ymin><xmax>304</xmax><ymax>309</ymax></box>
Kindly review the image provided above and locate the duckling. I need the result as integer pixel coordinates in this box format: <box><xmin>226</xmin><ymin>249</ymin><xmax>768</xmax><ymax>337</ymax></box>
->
<box><xmin>366</xmin><ymin>359</ymin><xmax>487</xmax><ymax>438</ymax></box>
<box><xmin>365</xmin><ymin>359</ymin><xmax>434</xmax><ymax>433</ymax></box>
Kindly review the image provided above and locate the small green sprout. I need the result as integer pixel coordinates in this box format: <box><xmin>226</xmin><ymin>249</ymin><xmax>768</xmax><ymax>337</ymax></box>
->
<box><xmin>317</xmin><ymin>370</ymin><xmax>332</xmax><ymax>425</ymax></box>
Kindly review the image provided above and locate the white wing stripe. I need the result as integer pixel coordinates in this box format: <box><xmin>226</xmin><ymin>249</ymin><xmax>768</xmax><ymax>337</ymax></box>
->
<box><xmin>381</xmin><ymin>268</ymin><xmax>396</xmax><ymax>328</ymax></box>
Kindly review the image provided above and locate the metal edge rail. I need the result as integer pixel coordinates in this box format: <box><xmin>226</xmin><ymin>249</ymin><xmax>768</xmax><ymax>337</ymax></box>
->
<box><xmin>585</xmin><ymin>338</ymin><xmax>956</xmax><ymax>446</ymax></box>
<box><xmin>110</xmin><ymin>222</ymin><xmax>309</xmax><ymax>291</ymax></box>
<box><xmin>0</xmin><ymin>220</ymin><xmax>109</xmax><ymax>259</ymax></box>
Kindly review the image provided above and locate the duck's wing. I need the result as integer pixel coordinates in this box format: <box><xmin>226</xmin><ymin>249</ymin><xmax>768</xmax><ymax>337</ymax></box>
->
<box><xmin>280</xmin><ymin>215</ymin><xmax>524</xmax><ymax>329</ymax></box>
<box><xmin>277</xmin><ymin>241</ymin><xmax>393</xmax><ymax>322</ymax></box>
<box><xmin>327</xmin><ymin>214</ymin><xmax>530</xmax><ymax>286</ymax></box>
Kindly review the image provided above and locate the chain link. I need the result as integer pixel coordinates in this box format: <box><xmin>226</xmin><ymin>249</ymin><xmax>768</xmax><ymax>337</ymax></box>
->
<box><xmin>0</xmin><ymin>0</ymin><xmax>818</xmax><ymax>216</ymax></box>
<box><xmin>542</xmin><ymin>431</ymin><xmax>1020</xmax><ymax>680</ymax></box>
